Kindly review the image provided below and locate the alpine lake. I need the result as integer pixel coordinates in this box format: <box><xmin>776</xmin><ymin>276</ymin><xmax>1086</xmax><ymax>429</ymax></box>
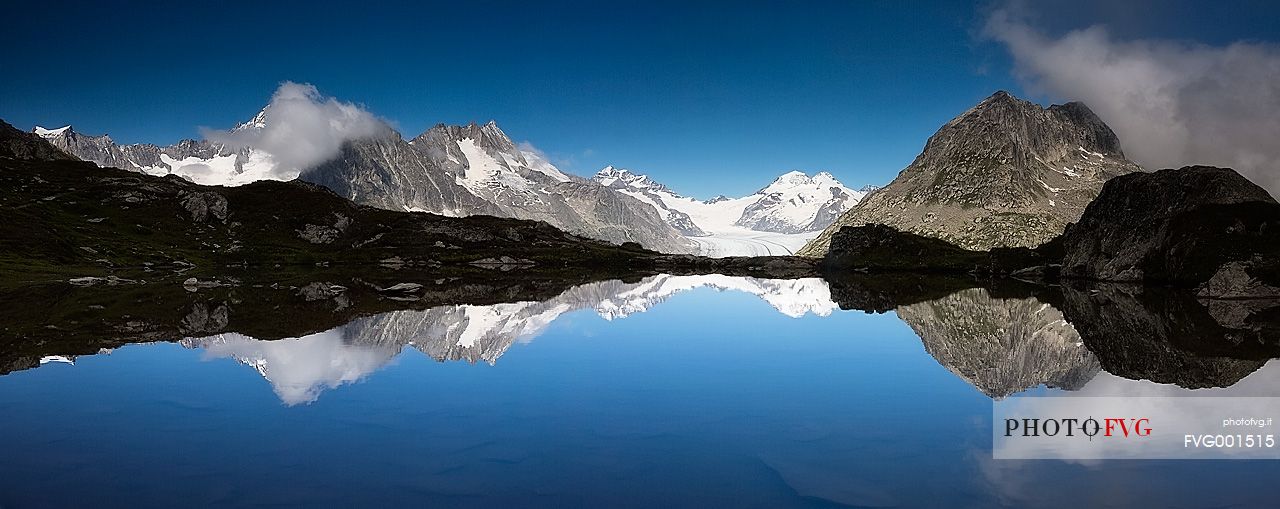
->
<box><xmin>2</xmin><ymin>272</ymin><xmax>1279</xmax><ymax>508</ymax></box>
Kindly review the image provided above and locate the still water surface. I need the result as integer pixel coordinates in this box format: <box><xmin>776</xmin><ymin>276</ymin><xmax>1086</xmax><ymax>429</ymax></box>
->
<box><xmin>1</xmin><ymin>275</ymin><xmax>1278</xmax><ymax>508</ymax></box>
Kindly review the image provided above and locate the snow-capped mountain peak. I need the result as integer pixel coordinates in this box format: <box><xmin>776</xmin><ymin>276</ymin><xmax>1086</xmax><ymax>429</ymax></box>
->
<box><xmin>32</xmin><ymin>86</ymin><xmax>694</xmax><ymax>253</ymax></box>
<box><xmin>34</xmin><ymin>109</ymin><xmax>294</xmax><ymax>187</ymax></box>
<box><xmin>592</xmin><ymin>165</ymin><xmax>704</xmax><ymax>236</ymax></box>
<box><xmin>740</xmin><ymin>170</ymin><xmax>866</xmax><ymax>233</ymax></box>
<box><xmin>812</xmin><ymin>171</ymin><xmax>840</xmax><ymax>187</ymax></box>
<box><xmin>593</xmin><ymin>165</ymin><xmax>628</xmax><ymax>186</ymax></box>
<box><xmin>232</xmin><ymin>108</ymin><xmax>268</xmax><ymax>132</ymax></box>
<box><xmin>33</xmin><ymin>125</ymin><xmax>72</xmax><ymax>138</ymax></box>
<box><xmin>761</xmin><ymin>170</ymin><xmax>812</xmax><ymax>190</ymax></box>
<box><xmin>403</xmin><ymin>120</ymin><xmax>576</xmax><ymax>199</ymax></box>
<box><xmin>594</xmin><ymin>166</ymin><xmax>678</xmax><ymax>195</ymax></box>
<box><xmin>590</xmin><ymin>167</ymin><xmax>869</xmax><ymax>255</ymax></box>
<box><xmin>758</xmin><ymin>170</ymin><xmax>843</xmax><ymax>194</ymax></box>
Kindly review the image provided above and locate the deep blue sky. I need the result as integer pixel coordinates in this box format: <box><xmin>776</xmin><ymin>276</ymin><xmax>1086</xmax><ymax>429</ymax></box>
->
<box><xmin>3</xmin><ymin>0</ymin><xmax>1278</xmax><ymax>197</ymax></box>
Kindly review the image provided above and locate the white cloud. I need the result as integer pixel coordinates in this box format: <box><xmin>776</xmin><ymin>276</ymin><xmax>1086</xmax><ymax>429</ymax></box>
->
<box><xmin>984</xmin><ymin>7</ymin><xmax>1280</xmax><ymax>197</ymax></box>
<box><xmin>203</xmin><ymin>81</ymin><xmax>389</xmax><ymax>178</ymax></box>
<box><xmin>516</xmin><ymin>141</ymin><xmax>572</xmax><ymax>181</ymax></box>
<box><xmin>516</xmin><ymin>141</ymin><xmax>549</xmax><ymax>162</ymax></box>
<box><xmin>197</xmin><ymin>329</ymin><xmax>402</xmax><ymax>406</ymax></box>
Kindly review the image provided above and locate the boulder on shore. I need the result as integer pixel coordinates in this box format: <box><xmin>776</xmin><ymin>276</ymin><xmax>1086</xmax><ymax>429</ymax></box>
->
<box><xmin>1059</xmin><ymin>166</ymin><xmax>1280</xmax><ymax>295</ymax></box>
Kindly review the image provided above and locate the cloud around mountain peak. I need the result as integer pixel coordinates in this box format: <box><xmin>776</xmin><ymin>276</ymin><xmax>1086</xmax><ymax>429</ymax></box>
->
<box><xmin>202</xmin><ymin>81</ymin><xmax>390</xmax><ymax>178</ymax></box>
<box><xmin>984</xmin><ymin>6</ymin><xmax>1280</xmax><ymax>197</ymax></box>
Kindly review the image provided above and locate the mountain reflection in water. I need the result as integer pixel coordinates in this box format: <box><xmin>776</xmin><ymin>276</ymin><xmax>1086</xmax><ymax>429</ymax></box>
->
<box><xmin>180</xmin><ymin>275</ymin><xmax>837</xmax><ymax>404</ymax></box>
<box><xmin>10</xmin><ymin>273</ymin><xmax>1277</xmax><ymax>405</ymax></box>
<box><xmin>895</xmin><ymin>287</ymin><xmax>1100</xmax><ymax>398</ymax></box>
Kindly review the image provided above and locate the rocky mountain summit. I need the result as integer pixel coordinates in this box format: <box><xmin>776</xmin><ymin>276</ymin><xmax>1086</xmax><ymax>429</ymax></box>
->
<box><xmin>594</xmin><ymin>166</ymin><xmax>707</xmax><ymax>236</ymax></box>
<box><xmin>800</xmin><ymin>91</ymin><xmax>1141</xmax><ymax>256</ymax></box>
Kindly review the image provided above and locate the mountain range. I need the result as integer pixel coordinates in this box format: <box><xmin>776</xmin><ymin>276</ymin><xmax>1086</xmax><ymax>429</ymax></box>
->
<box><xmin>31</xmin><ymin>122</ymin><xmax>276</xmax><ymax>185</ymax></box>
<box><xmin>28</xmin><ymin>88</ymin><xmax>1217</xmax><ymax>267</ymax></box>
<box><xmin>35</xmin><ymin>111</ymin><xmax>866</xmax><ymax>256</ymax></box>
<box><xmin>35</xmin><ymin>119</ymin><xmax>698</xmax><ymax>254</ymax></box>
<box><xmin>6</xmin><ymin>118</ymin><xmax>809</xmax><ymax>292</ymax></box>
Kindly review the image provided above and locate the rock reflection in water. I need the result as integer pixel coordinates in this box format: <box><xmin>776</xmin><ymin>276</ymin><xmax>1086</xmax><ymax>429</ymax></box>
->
<box><xmin>896</xmin><ymin>287</ymin><xmax>1100</xmax><ymax>398</ymax></box>
<box><xmin>1059</xmin><ymin>283</ymin><xmax>1280</xmax><ymax>388</ymax></box>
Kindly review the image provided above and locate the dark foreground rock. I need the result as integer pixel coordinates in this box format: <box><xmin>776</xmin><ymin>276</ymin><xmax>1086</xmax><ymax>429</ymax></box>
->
<box><xmin>1060</xmin><ymin>166</ymin><xmax>1280</xmax><ymax>293</ymax></box>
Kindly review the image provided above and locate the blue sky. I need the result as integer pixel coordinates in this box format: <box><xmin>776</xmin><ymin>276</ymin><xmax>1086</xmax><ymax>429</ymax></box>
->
<box><xmin>3</xmin><ymin>0</ymin><xmax>1278</xmax><ymax>197</ymax></box>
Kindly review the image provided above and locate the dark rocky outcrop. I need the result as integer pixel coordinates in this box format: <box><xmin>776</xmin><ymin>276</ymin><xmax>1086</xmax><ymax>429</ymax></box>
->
<box><xmin>820</xmin><ymin>164</ymin><xmax>1279</xmax><ymax>301</ymax></box>
<box><xmin>1060</xmin><ymin>166</ymin><xmax>1280</xmax><ymax>294</ymax></box>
